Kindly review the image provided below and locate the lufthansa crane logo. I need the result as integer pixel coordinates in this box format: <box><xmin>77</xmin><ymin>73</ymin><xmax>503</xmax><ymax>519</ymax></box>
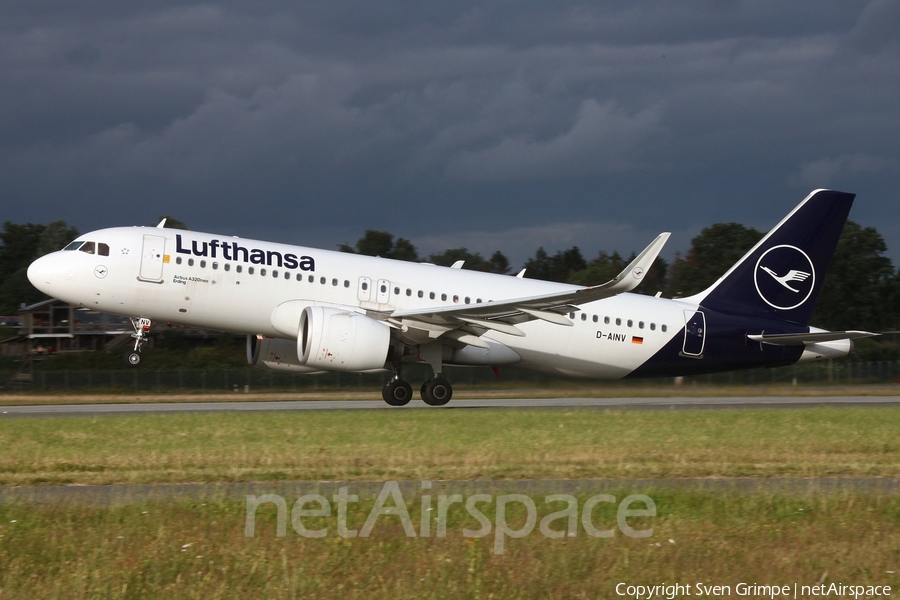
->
<box><xmin>753</xmin><ymin>245</ymin><xmax>815</xmax><ymax>310</ymax></box>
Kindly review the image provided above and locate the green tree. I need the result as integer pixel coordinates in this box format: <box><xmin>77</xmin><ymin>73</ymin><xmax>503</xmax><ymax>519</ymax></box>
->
<box><xmin>666</xmin><ymin>223</ymin><xmax>763</xmax><ymax>297</ymax></box>
<box><xmin>427</xmin><ymin>248</ymin><xmax>511</xmax><ymax>273</ymax></box>
<box><xmin>0</xmin><ymin>221</ymin><xmax>80</xmax><ymax>313</ymax></box>
<box><xmin>811</xmin><ymin>221</ymin><xmax>897</xmax><ymax>332</ymax></box>
<box><xmin>568</xmin><ymin>252</ymin><xmax>668</xmax><ymax>295</ymax></box>
<box><xmin>339</xmin><ymin>230</ymin><xmax>420</xmax><ymax>262</ymax></box>
<box><xmin>522</xmin><ymin>246</ymin><xmax>587</xmax><ymax>283</ymax></box>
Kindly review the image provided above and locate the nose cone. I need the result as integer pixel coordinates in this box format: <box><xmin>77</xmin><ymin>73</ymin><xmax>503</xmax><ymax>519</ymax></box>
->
<box><xmin>27</xmin><ymin>254</ymin><xmax>57</xmax><ymax>295</ymax></box>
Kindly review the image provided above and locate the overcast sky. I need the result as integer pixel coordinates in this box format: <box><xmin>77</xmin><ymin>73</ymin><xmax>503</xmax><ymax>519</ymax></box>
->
<box><xmin>2</xmin><ymin>1</ymin><xmax>899</xmax><ymax>269</ymax></box>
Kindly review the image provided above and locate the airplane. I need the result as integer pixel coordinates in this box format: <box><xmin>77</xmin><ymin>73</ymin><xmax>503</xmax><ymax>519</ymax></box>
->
<box><xmin>27</xmin><ymin>189</ymin><xmax>875</xmax><ymax>406</ymax></box>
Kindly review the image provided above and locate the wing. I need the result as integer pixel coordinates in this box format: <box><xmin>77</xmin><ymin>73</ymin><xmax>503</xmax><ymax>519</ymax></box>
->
<box><xmin>382</xmin><ymin>232</ymin><xmax>670</xmax><ymax>346</ymax></box>
<box><xmin>747</xmin><ymin>330</ymin><xmax>877</xmax><ymax>346</ymax></box>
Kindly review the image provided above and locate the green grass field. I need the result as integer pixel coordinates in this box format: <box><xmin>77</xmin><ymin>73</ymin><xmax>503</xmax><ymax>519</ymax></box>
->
<box><xmin>1</xmin><ymin>492</ymin><xmax>898</xmax><ymax>599</ymax></box>
<box><xmin>0</xmin><ymin>407</ymin><xmax>898</xmax><ymax>485</ymax></box>
<box><xmin>2</xmin><ymin>406</ymin><xmax>899</xmax><ymax>598</ymax></box>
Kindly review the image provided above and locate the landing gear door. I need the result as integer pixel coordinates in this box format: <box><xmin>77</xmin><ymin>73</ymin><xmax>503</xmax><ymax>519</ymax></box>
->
<box><xmin>682</xmin><ymin>310</ymin><xmax>706</xmax><ymax>357</ymax></box>
<box><xmin>138</xmin><ymin>235</ymin><xmax>166</xmax><ymax>283</ymax></box>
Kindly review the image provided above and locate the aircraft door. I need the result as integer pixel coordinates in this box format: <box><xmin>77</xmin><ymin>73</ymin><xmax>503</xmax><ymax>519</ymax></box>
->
<box><xmin>376</xmin><ymin>279</ymin><xmax>391</xmax><ymax>304</ymax></box>
<box><xmin>138</xmin><ymin>235</ymin><xmax>166</xmax><ymax>283</ymax></box>
<box><xmin>682</xmin><ymin>310</ymin><xmax>706</xmax><ymax>357</ymax></box>
<box><xmin>357</xmin><ymin>277</ymin><xmax>372</xmax><ymax>302</ymax></box>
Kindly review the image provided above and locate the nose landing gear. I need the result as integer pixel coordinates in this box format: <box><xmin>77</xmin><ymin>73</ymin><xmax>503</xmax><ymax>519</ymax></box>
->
<box><xmin>124</xmin><ymin>317</ymin><xmax>152</xmax><ymax>366</ymax></box>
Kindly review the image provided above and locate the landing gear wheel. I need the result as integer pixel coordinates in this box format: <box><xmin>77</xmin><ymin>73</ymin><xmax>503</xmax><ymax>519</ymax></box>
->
<box><xmin>125</xmin><ymin>351</ymin><xmax>141</xmax><ymax>366</ymax></box>
<box><xmin>421</xmin><ymin>377</ymin><xmax>452</xmax><ymax>406</ymax></box>
<box><xmin>382</xmin><ymin>379</ymin><xmax>413</xmax><ymax>406</ymax></box>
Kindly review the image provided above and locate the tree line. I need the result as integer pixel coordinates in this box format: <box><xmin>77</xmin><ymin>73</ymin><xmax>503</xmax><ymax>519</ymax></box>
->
<box><xmin>1</xmin><ymin>219</ymin><xmax>898</xmax><ymax>337</ymax></box>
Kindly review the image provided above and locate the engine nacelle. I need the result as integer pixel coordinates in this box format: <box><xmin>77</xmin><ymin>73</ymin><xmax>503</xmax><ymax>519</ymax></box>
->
<box><xmin>298</xmin><ymin>306</ymin><xmax>391</xmax><ymax>372</ymax></box>
<box><xmin>246</xmin><ymin>335</ymin><xmax>326</xmax><ymax>373</ymax></box>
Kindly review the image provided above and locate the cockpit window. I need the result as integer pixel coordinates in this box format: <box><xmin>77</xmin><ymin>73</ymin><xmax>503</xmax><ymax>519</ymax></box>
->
<box><xmin>79</xmin><ymin>242</ymin><xmax>95</xmax><ymax>254</ymax></box>
<box><xmin>98</xmin><ymin>243</ymin><xmax>109</xmax><ymax>256</ymax></box>
<box><xmin>63</xmin><ymin>241</ymin><xmax>83</xmax><ymax>251</ymax></box>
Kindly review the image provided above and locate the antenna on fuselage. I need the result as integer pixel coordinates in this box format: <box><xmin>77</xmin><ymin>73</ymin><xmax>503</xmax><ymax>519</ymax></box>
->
<box><xmin>156</xmin><ymin>218</ymin><xmax>167</xmax><ymax>229</ymax></box>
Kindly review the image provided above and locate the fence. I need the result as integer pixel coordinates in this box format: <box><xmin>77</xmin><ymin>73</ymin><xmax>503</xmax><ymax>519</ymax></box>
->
<box><xmin>2</xmin><ymin>360</ymin><xmax>899</xmax><ymax>394</ymax></box>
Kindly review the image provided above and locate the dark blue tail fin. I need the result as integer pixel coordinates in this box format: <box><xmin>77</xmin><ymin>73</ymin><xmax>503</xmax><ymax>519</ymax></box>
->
<box><xmin>695</xmin><ymin>189</ymin><xmax>854</xmax><ymax>326</ymax></box>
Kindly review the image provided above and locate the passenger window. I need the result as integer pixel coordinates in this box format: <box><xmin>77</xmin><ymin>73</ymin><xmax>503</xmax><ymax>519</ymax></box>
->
<box><xmin>63</xmin><ymin>241</ymin><xmax>83</xmax><ymax>251</ymax></box>
<box><xmin>418</xmin><ymin>290</ymin><xmax>423</xmax><ymax>298</ymax></box>
<box><xmin>581</xmin><ymin>313</ymin><xmax>587</xmax><ymax>321</ymax></box>
<box><xmin>188</xmin><ymin>258</ymin><xmax>194</xmax><ymax>267</ymax></box>
<box><xmin>333</xmin><ymin>279</ymin><xmax>339</xmax><ymax>286</ymax></box>
<box><xmin>224</xmin><ymin>263</ymin><xmax>230</xmax><ymax>271</ymax></box>
<box><xmin>477</xmin><ymin>298</ymin><xmax>482</xmax><ymax>303</ymax></box>
<box><xmin>615</xmin><ymin>318</ymin><xmax>621</xmax><ymax>326</ymax></box>
<box><xmin>308</xmin><ymin>275</ymin><xmax>314</xmax><ymax>283</ymax></box>
<box><xmin>362</xmin><ymin>282</ymin><xmax>369</xmax><ymax>291</ymax></box>
<box><xmin>406</xmin><ymin>288</ymin><xmax>412</xmax><ymax>296</ymax></box>
<box><xmin>321</xmin><ymin>277</ymin><xmax>326</xmax><ymax>284</ymax></box>
<box><xmin>272</xmin><ymin>270</ymin><xmax>278</xmax><ymax>277</ymax></box>
<box><xmin>650</xmin><ymin>323</ymin><xmax>656</xmax><ymax>331</ymax></box>
<box><xmin>248</xmin><ymin>267</ymin><xmax>254</xmax><ymax>274</ymax></box>
<box><xmin>465</xmin><ymin>297</ymin><xmax>470</xmax><ymax>304</ymax></box>
<box><xmin>79</xmin><ymin>242</ymin><xmax>95</xmax><ymax>254</ymax></box>
<box><xmin>200</xmin><ymin>260</ymin><xmax>206</xmax><ymax>268</ymax></box>
<box><xmin>453</xmin><ymin>295</ymin><xmax>459</xmax><ymax>303</ymax></box>
<box><xmin>394</xmin><ymin>287</ymin><xmax>400</xmax><ymax>295</ymax></box>
<box><xmin>260</xmin><ymin>268</ymin><xmax>266</xmax><ymax>276</ymax></box>
<box><xmin>285</xmin><ymin>272</ymin><xmax>290</xmax><ymax>280</ymax></box>
<box><xmin>627</xmin><ymin>320</ymin><xmax>633</xmax><ymax>327</ymax></box>
<box><xmin>236</xmin><ymin>265</ymin><xmax>242</xmax><ymax>273</ymax></box>
<box><xmin>569</xmin><ymin>312</ymin><xmax>575</xmax><ymax>319</ymax></box>
<box><xmin>344</xmin><ymin>280</ymin><xmax>349</xmax><ymax>287</ymax></box>
<box><xmin>604</xmin><ymin>316</ymin><xmax>610</xmax><ymax>324</ymax></box>
<box><xmin>212</xmin><ymin>262</ymin><xmax>218</xmax><ymax>270</ymax></box>
<box><xmin>381</xmin><ymin>284</ymin><xmax>387</xmax><ymax>293</ymax></box>
<box><xmin>639</xmin><ymin>321</ymin><xmax>644</xmax><ymax>329</ymax></box>
<box><xmin>662</xmin><ymin>324</ymin><xmax>668</xmax><ymax>332</ymax></box>
<box><xmin>98</xmin><ymin>243</ymin><xmax>109</xmax><ymax>256</ymax></box>
<box><xmin>441</xmin><ymin>293</ymin><xmax>447</xmax><ymax>301</ymax></box>
<box><xmin>593</xmin><ymin>315</ymin><xmax>598</xmax><ymax>323</ymax></box>
<box><xmin>296</xmin><ymin>273</ymin><xmax>302</xmax><ymax>281</ymax></box>
<box><xmin>429</xmin><ymin>292</ymin><xmax>435</xmax><ymax>300</ymax></box>
<box><xmin>176</xmin><ymin>257</ymin><xmax>182</xmax><ymax>265</ymax></box>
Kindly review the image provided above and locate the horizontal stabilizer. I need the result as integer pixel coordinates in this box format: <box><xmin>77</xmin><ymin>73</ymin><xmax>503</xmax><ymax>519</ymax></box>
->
<box><xmin>747</xmin><ymin>330</ymin><xmax>878</xmax><ymax>347</ymax></box>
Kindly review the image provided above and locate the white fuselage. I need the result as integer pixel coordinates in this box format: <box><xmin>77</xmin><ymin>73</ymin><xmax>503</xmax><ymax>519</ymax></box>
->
<box><xmin>28</xmin><ymin>226</ymin><xmax>698</xmax><ymax>378</ymax></box>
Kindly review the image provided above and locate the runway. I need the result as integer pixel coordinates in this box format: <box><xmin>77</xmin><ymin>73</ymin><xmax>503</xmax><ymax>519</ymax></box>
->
<box><xmin>2</xmin><ymin>395</ymin><xmax>900</xmax><ymax>416</ymax></box>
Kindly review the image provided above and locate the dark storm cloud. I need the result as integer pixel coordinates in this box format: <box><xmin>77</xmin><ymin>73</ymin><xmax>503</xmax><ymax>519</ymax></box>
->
<box><xmin>1</xmin><ymin>1</ymin><xmax>898</xmax><ymax>267</ymax></box>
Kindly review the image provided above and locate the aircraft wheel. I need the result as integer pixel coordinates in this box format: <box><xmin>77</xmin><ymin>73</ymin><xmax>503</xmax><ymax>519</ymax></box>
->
<box><xmin>125</xmin><ymin>351</ymin><xmax>141</xmax><ymax>366</ymax></box>
<box><xmin>422</xmin><ymin>377</ymin><xmax>452</xmax><ymax>406</ymax></box>
<box><xmin>382</xmin><ymin>379</ymin><xmax>413</xmax><ymax>406</ymax></box>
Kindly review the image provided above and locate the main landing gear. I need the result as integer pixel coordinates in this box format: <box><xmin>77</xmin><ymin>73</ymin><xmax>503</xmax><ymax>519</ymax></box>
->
<box><xmin>381</xmin><ymin>342</ymin><xmax>453</xmax><ymax>407</ymax></box>
<box><xmin>381</xmin><ymin>375</ymin><xmax>453</xmax><ymax>407</ymax></box>
<box><xmin>124</xmin><ymin>317</ymin><xmax>152</xmax><ymax>367</ymax></box>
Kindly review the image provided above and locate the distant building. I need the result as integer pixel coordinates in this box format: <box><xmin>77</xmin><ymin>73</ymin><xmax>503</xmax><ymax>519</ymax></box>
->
<box><xmin>1</xmin><ymin>299</ymin><xmax>134</xmax><ymax>358</ymax></box>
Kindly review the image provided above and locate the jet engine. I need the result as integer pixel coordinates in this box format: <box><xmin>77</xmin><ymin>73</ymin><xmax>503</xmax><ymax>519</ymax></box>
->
<box><xmin>297</xmin><ymin>306</ymin><xmax>391</xmax><ymax>372</ymax></box>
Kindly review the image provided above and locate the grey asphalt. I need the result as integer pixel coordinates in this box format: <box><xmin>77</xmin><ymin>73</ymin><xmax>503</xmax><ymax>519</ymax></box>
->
<box><xmin>2</xmin><ymin>395</ymin><xmax>900</xmax><ymax>416</ymax></box>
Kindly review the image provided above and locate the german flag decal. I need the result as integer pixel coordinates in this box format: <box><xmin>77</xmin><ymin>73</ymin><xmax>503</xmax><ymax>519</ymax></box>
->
<box><xmin>631</xmin><ymin>336</ymin><xmax>644</xmax><ymax>345</ymax></box>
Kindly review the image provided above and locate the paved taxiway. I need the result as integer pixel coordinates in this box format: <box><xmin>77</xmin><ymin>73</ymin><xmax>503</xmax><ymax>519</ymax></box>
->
<box><xmin>2</xmin><ymin>395</ymin><xmax>899</xmax><ymax>416</ymax></box>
